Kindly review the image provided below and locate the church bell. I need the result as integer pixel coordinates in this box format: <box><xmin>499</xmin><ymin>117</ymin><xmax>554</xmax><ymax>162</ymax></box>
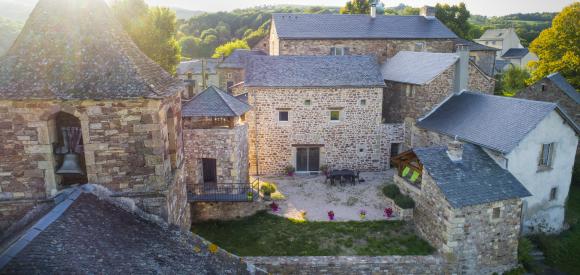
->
<box><xmin>56</xmin><ymin>153</ymin><xmax>84</xmax><ymax>175</ymax></box>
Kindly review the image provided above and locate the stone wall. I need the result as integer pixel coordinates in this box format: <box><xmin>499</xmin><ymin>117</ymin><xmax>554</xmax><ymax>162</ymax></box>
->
<box><xmin>238</xmin><ymin>87</ymin><xmax>392</xmax><ymax>175</ymax></box>
<box><xmin>0</xmin><ymin>93</ymin><xmax>190</xmax><ymax>230</ymax></box>
<box><xmin>190</xmin><ymin>201</ymin><xmax>267</xmax><ymax>222</ymax></box>
<box><xmin>183</xmin><ymin>122</ymin><xmax>249</xmax><ymax>189</ymax></box>
<box><xmin>468</xmin><ymin>61</ymin><xmax>496</xmax><ymax>93</ymax></box>
<box><xmin>271</xmin><ymin>37</ymin><xmax>455</xmax><ymax>62</ymax></box>
<box><xmin>217</xmin><ymin>68</ymin><xmax>245</xmax><ymax>92</ymax></box>
<box><xmin>0</xmin><ymin>200</ymin><xmax>40</xmax><ymax>233</ymax></box>
<box><xmin>252</xmin><ymin>35</ymin><xmax>270</xmax><ymax>54</ymax></box>
<box><xmin>470</xmin><ymin>51</ymin><xmax>496</xmax><ymax>77</ymax></box>
<box><xmin>516</xmin><ymin>77</ymin><xmax>579</xmax><ymax>126</ymax></box>
<box><xmin>245</xmin><ymin>255</ymin><xmax>445</xmax><ymax>275</ymax></box>
<box><xmin>380</xmin><ymin>123</ymin><xmax>405</xmax><ymax>168</ymax></box>
<box><xmin>413</xmin><ymin>172</ymin><xmax>521</xmax><ymax>275</ymax></box>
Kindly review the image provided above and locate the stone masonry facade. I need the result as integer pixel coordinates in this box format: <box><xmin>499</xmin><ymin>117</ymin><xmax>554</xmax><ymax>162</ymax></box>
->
<box><xmin>516</xmin><ymin>78</ymin><xmax>580</xmax><ymax>126</ymax></box>
<box><xmin>217</xmin><ymin>68</ymin><xmax>245</xmax><ymax>93</ymax></box>
<box><xmin>236</xmin><ymin>86</ymin><xmax>394</xmax><ymax>175</ymax></box>
<box><xmin>0</xmin><ymin>94</ymin><xmax>191</xmax><ymax>231</ymax></box>
<box><xmin>183</xmin><ymin>121</ymin><xmax>249</xmax><ymax>190</ymax></box>
<box><xmin>405</xmin><ymin>172</ymin><xmax>521</xmax><ymax>275</ymax></box>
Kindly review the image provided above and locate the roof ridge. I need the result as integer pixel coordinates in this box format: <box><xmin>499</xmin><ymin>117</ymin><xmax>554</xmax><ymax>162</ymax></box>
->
<box><xmin>212</xmin><ymin>86</ymin><xmax>240</xmax><ymax>116</ymax></box>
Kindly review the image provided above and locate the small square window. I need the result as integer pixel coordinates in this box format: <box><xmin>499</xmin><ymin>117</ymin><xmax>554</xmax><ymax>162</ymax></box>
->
<box><xmin>227</xmin><ymin>73</ymin><xmax>232</xmax><ymax>79</ymax></box>
<box><xmin>414</xmin><ymin>42</ymin><xmax>425</xmax><ymax>51</ymax></box>
<box><xmin>550</xmin><ymin>187</ymin><xmax>558</xmax><ymax>201</ymax></box>
<box><xmin>304</xmin><ymin>100</ymin><xmax>311</xmax><ymax>106</ymax></box>
<box><xmin>279</xmin><ymin>111</ymin><xmax>289</xmax><ymax>122</ymax></box>
<box><xmin>360</xmin><ymin>99</ymin><xmax>366</xmax><ymax>106</ymax></box>
<box><xmin>492</xmin><ymin>207</ymin><xmax>501</xmax><ymax>219</ymax></box>
<box><xmin>330</xmin><ymin>110</ymin><xmax>340</xmax><ymax>121</ymax></box>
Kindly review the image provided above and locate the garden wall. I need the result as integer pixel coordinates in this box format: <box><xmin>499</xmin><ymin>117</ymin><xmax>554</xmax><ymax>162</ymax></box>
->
<box><xmin>245</xmin><ymin>255</ymin><xmax>445</xmax><ymax>275</ymax></box>
<box><xmin>190</xmin><ymin>201</ymin><xmax>267</xmax><ymax>222</ymax></box>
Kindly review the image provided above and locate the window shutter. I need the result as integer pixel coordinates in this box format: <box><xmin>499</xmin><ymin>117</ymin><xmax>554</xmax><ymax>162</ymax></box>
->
<box><xmin>330</xmin><ymin>47</ymin><xmax>335</xmax><ymax>55</ymax></box>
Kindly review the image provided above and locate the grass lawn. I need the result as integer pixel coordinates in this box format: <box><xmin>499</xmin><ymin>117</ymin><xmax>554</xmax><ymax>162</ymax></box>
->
<box><xmin>532</xmin><ymin>184</ymin><xmax>580</xmax><ymax>273</ymax></box>
<box><xmin>192</xmin><ymin>211</ymin><xmax>434</xmax><ymax>256</ymax></box>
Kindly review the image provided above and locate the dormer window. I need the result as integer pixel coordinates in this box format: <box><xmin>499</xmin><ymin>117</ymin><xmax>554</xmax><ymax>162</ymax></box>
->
<box><xmin>330</xmin><ymin>47</ymin><xmax>349</xmax><ymax>56</ymax></box>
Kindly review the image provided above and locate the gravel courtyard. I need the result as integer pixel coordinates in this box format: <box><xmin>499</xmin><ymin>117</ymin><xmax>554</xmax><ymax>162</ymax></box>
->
<box><xmin>257</xmin><ymin>170</ymin><xmax>397</xmax><ymax>221</ymax></box>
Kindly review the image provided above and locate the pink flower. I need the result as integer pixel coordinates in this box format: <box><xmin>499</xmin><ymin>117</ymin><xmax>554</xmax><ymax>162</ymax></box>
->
<box><xmin>384</xmin><ymin>208</ymin><xmax>393</xmax><ymax>218</ymax></box>
<box><xmin>270</xmin><ymin>202</ymin><xmax>279</xmax><ymax>212</ymax></box>
<box><xmin>328</xmin><ymin>211</ymin><xmax>335</xmax><ymax>220</ymax></box>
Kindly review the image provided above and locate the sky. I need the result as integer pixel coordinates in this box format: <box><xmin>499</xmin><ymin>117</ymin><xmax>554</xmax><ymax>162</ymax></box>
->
<box><xmin>145</xmin><ymin>0</ymin><xmax>575</xmax><ymax>16</ymax></box>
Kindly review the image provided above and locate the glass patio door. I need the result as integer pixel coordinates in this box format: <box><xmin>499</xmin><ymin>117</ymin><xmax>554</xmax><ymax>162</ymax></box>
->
<box><xmin>296</xmin><ymin>147</ymin><xmax>320</xmax><ymax>172</ymax></box>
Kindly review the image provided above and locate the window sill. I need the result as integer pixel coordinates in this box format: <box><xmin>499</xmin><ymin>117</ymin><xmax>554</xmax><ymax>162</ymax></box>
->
<box><xmin>536</xmin><ymin>166</ymin><xmax>553</xmax><ymax>173</ymax></box>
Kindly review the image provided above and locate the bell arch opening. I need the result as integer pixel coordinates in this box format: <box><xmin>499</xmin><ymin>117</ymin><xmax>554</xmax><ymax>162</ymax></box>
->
<box><xmin>48</xmin><ymin>111</ymin><xmax>88</xmax><ymax>189</ymax></box>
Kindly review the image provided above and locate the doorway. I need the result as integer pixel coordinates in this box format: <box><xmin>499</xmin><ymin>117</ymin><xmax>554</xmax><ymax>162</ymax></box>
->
<box><xmin>202</xmin><ymin>158</ymin><xmax>217</xmax><ymax>187</ymax></box>
<box><xmin>390</xmin><ymin>143</ymin><xmax>401</xmax><ymax>167</ymax></box>
<box><xmin>296</xmin><ymin>147</ymin><xmax>320</xmax><ymax>173</ymax></box>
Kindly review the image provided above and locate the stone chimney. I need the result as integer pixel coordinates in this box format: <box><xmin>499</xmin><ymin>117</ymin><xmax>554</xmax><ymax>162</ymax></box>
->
<box><xmin>370</xmin><ymin>0</ymin><xmax>377</xmax><ymax>18</ymax></box>
<box><xmin>420</xmin><ymin>6</ymin><xmax>436</xmax><ymax>19</ymax></box>
<box><xmin>454</xmin><ymin>44</ymin><xmax>470</xmax><ymax>94</ymax></box>
<box><xmin>447</xmin><ymin>139</ymin><xmax>464</xmax><ymax>162</ymax></box>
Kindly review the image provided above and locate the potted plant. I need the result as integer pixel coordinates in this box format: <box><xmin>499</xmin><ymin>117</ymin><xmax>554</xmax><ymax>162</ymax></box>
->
<box><xmin>359</xmin><ymin>209</ymin><xmax>366</xmax><ymax>220</ymax></box>
<box><xmin>327</xmin><ymin>210</ymin><xmax>335</xmax><ymax>221</ymax></box>
<box><xmin>284</xmin><ymin>165</ymin><xmax>295</xmax><ymax>177</ymax></box>
<box><xmin>384</xmin><ymin>207</ymin><xmax>393</xmax><ymax>219</ymax></box>
<box><xmin>260</xmin><ymin>184</ymin><xmax>276</xmax><ymax>201</ymax></box>
<box><xmin>320</xmin><ymin>165</ymin><xmax>330</xmax><ymax>176</ymax></box>
<box><xmin>301</xmin><ymin>211</ymin><xmax>307</xmax><ymax>220</ymax></box>
<box><xmin>246</xmin><ymin>191</ymin><xmax>254</xmax><ymax>202</ymax></box>
<box><xmin>270</xmin><ymin>202</ymin><xmax>279</xmax><ymax>212</ymax></box>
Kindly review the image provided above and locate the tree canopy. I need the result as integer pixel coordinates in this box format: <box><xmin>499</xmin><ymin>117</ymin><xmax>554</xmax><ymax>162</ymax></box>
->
<box><xmin>112</xmin><ymin>0</ymin><xmax>181</xmax><ymax>74</ymax></box>
<box><xmin>527</xmin><ymin>3</ymin><xmax>579</xmax><ymax>88</ymax></box>
<box><xmin>212</xmin><ymin>39</ymin><xmax>250</xmax><ymax>58</ymax></box>
<box><xmin>340</xmin><ymin>0</ymin><xmax>370</xmax><ymax>15</ymax></box>
<box><xmin>501</xmin><ymin>66</ymin><xmax>530</xmax><ymax>96</ymax></box>
<box><xmin>435</xmin><ymin>3</ymin><xmax>471</xmax><ymax>39</ymax></box>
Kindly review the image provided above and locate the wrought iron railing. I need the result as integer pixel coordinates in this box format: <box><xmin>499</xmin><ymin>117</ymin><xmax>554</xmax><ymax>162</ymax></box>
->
<box><xmin>189</xmin><ymin>180</ymin><xmax>259</xmax><ymax>202</ymax></box>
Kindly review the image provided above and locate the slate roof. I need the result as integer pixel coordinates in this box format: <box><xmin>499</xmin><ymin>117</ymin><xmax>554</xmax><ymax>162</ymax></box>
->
<box><xmin>502</xmin><ymin>48</ymin><xmax>530</xmax><ymax>59</ymax></box>
<box><xmin>453</xmin><ymin>38</ymin><xmax>498</xmax><ymax>52</ymax></box>
<box><xmin>414</xmin><ymin>144</ymin><xmax>531</xmax><ymax>208</ymax></box>
<box><xmin>478</xmin><ymin>28</ymin><xmax>513</xmax><ymax>40</ymax></box>
<box><xmin>0</xmin><ymin>191</ymin><xmax>255</xmax><ymax>274</ymax></box>
<box><xmin>494</xmin><ymin>60</ymin><xmax>511</xmax><ymax>73</ymax></box>
<box><xmin>547</xmin><ymin>72</ymin><xmax>580</xmax><ymax>104</ymax></box>
<box><xmin>0</xmin><ymin>0</ymin><xmax>183</xmax><ymax>100</ymax></box>
<box><xmin>272</xmin><ymin>13</ymin><xmax>457</xmax><ymax>39</ymax></box>
<box><xmin>245</xmin><ymin>55</ymin><xmax>385</xmax><ymax>87</ymax></box>
<box><xmin>218</xmin><ymin>49</ymin><xmax>266</xmax><ymax>69</ymax></box>
<box><xmin>177</xmin><ymin>59</ymin><xmax>219</xmax><ymax>75</ymax></box>
<box><xmin>417</xmin><ymin>92</ymin><xmax>580</xmax><ymax>153</ymax></box>
<box><xmin>182</xmin><ymin>86</ymin><xmax>251</xmax><ymax>117</ymax></box>
<box><xmin>381</xmin><ymin>51</ymin><xmax>458</xmax><ymax>85</ymax></box>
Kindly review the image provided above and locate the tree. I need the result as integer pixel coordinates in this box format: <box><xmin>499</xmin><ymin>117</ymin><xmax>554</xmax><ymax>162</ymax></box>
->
<box><xmin>527</xmin><ymin>3</ymin><xmax>579</xmax><ymax>88</ymax></box>
<box><xmin>400</xmin><ymin>6</ymin><xmax>419</xmax><ymax>16</ymax></box>
<box><xmin>501</xmin><ymin>66</ymin><xmax>530</xmax><ymax>96</ymax></box>
<box><xmin>212</xmin><ymin>39</ymin><xmax>250</xmax><ymax>58</ymax></box>
<box><xmin>340</xmin><ymin>0</ymin><xmax>370</xmax><ymax>15</ymax></box>
<box><xmin>435</xmin><ymin>3</ymin><xmax>471</xmax><ymax>39</ymax></box>
<box><xmin>112</xmin><ymin>0</ymin><xmax>181</xmax><ymax>74</ymax></box>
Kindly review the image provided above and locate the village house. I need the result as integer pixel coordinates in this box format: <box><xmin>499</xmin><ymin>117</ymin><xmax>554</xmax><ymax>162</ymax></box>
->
<box><xmin>392</xmin><ymin>142</ymin><xmax>530</xmax><ymax>274</ymax></box>
<box><xmin>415</xmin><ymin>92</ymin><xmax>579</xmax><ymax>233</ymax></box>
<box><xmin>380</xmin><ymin>47</ymin><xmax>495</xmax><ymax>149</ymax></box>
<box><xmin>475</xmin><ymin>28</ymin><xmax>538</xmax><ymax>69</ymax></box>
<box><xmin>268</xmin><ymin>6</ymin><xmax>457</xmax><ymax>61</ymax></box>
<box><xmin>516</xmin><ymin>72</ymin><xmax>579</xmax><ymax>126</ymax></box>
<box><xmin>453</xmin><ymin>38</ymin><xmax>498</xmax><ymax>76</ymax></box>
<box><xmin>177</xmin><ymin>59</ymin><xmax>220</xmax><ymax>99</ymax></box>
<box><xmin>216</xmin><ymin>49</ymin><xmax>266</xmax><ymax>93</ymax></box>
<box><xmin>233</xmin><ymin>55</ymin><xmax>401</xmax><ymax>175</ymax></box>
<box><xmin>0</xmin><ymin>0</ymin><xmax>190</xmax><ymax>232</ymax></box>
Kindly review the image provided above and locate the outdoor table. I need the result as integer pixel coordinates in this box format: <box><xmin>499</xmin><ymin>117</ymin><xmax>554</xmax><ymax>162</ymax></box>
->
<box><xmin>328</xmin><ymin>169</ymin><xmax>356</xmax><ymax>185</ymax></box>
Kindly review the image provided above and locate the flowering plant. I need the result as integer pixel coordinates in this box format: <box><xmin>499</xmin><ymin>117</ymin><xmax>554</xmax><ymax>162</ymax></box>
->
<box><xmin>384</xmin><ymin>207</ymin><xmax>393</xmax><ymax>218</ymax></box>
<box><xmin>301</xmin><ymin>211</ymin><xmax>307</xmax><ymax>220</ymax></box>
<box><xmin>270</xmin><ymin>202</ymin><xmax>279</xmax><ymax>212</ymax></box>
<box><xmin>359</xmin><ymin>209</ymin><xmax>366</xmax><ymax>220</ymax></box>
<box><xmin>327</xmin><ymin>210</ymin><xmax>335</xmax><ymax>221</ymax></box>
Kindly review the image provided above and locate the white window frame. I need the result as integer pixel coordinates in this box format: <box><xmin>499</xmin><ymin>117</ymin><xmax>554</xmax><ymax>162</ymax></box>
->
<box><xmin>330</xmin><ymin>110</ymin><xmax>341</xmax><ymax>122</ymax></box>
<box><xmin>492</xmin><ymin>207</ymin><xmax>501</xmax><ymax>219</ymax></box>
<box><xmin>227</xmin><ymin>73</ymin><xmax>233</xmax><ymax>79</ymax></box>
<box><xmin>330</xmin><ymin>47</ymin><xmax>349</xmax><ymax>56</ymax></box>
<box><xmin>360</xmin><ymin>99</ymin><xmax>366</xmax><ymax>106</ymax></box>
<box><xmin>414</xmin><ymin>42</ymin><xmax>426</xmax><ymax>52</ymax></box>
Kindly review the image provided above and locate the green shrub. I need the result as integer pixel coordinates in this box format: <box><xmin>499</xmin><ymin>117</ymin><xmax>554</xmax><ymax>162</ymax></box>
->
<box><xmin>383</xmin><ymin>184</ymin><xmax>400</xmax><ymax>198</ymax></box>
<box><xmin>518</xmin><ymin>237</ymin><xmax>535</xmax><ymax>271</ymax></box>
<box><xmin>502</xmin><ymin>266</ymin><xmax>525</xmax><ymax>275</ymax></box>
<box><xmin>395</xmin><ymin>195</ymin><xmax>415</xmax><ymax>209</ymax></box>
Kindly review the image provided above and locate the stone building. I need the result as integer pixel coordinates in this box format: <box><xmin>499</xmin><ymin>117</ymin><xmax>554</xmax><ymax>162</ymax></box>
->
<box><xmin>233</xmin><ymin>55</ymin><xmax>400</xmax><ymax>175</ymax></box>
<box><xmin>474</xmin><ymin>28</ymin><xmax>538</xmax><ymax>69</ymax></box>
<box><xmin>392</xmin><ymin>142</ymin><xmax>530</xmax><ymax>274</ymax></box>
<box><xmin>380</xmin><ymin>47</ymin><xmax>495</xmax><ymax>149</ymax></box>
<box><xmin>417</xmin><ymin>92</ymin><xmax>579</xmax><ymax>233</ymax></box>
<box><xmin>268</xmin><ymin>7</ymin><xmax>457</xmax><ymax>62</ymax></box>
<box><xmin>177</xmin><ymin>59</ymin><xmax>220</xmax><ymax>99</ymax></box>
<box><xmin>453</xmin><ymin>38</ymin><xmax>498</xmax><ymax>76</ymax></box>
<box><xmin>516</xmin><ymin>72</ymin><xmax>579</xmax><ymax>126</ymax></box>
<box><xmin>182</xmin><ymin>86</ymin><xmax>251</xmax><ymax>191</ymax></box>
<box><xmin>216</xmin><ymin>49</ymin><xmax>266</xmax><ymax>93</ymax></box>
<box><xmin>0</xmin><ymin>0</ymin><xmax>189</xmax><ymax>231</ymax></box>
<box><xmin>501</xmin><ymin>48</ymin><xmax>538</xmax><ymax>69</ymax></box>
